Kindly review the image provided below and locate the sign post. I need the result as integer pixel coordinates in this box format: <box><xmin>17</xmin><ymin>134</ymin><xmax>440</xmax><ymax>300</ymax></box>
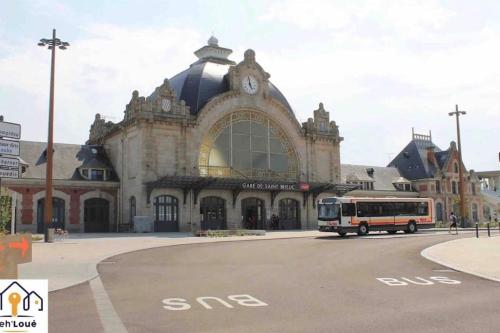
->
<box><xmin>0</xmin><ymin>116</ymin><xmax>21</xmax><ymax>236</ymax></box>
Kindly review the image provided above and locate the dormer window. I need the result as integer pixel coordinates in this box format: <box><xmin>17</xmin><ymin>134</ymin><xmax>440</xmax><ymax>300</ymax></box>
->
<box><xmin>79</xmin><ymin>168</ymin><xmax>111</xmax><ymax>181</ymax></box>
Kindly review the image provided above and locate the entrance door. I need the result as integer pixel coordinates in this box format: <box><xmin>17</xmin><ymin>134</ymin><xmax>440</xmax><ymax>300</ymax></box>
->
<box><xmin>279</xmin><ymin>198</ymin><xmax>300</xmax><ymax>229</ymax></box>
<box><xmin>241</xmin><ymin>198</ymin><xmax>265</xmax><ymax>229</ymax></box>
<box><xmin>200</xmin><ymin>197</ymin><xmax>226</xmax><ymax>230</ymax></box>
<box><xmin>84</xmin><ymin>198</ymin><xmax>109</xmax><ymax>232</ymax></box>
<box><xmin>37</xmin><ymin>197</ymin><xmax>65</xmax><ymax>233</ymax></box>
<box><xmin>154</xmin><ymin>195</ymin><xmax>179</xmax><ymax>232</ymax></box>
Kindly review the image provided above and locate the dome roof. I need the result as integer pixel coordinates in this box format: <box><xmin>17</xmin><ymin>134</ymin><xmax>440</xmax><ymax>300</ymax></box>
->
<box><xmin>167</xmin><ymin>60</ymin><xmax>295</xmax><ymax>116</ymax></box>
<box><xmin>154</xmin><ymin>37</ymin><xmax>295</xmax><ymax>117</ymax></box>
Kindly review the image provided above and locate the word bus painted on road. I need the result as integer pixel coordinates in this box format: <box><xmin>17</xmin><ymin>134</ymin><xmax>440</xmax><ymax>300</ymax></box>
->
<box><xmin>317</xmin><ymin>196</ymin><xmax>435</xmax><ymax>237</ymax></box>
<box><xmin>377</xmin><ymin>276</ymin><xmax>461</xmax><ymax>286</ymax></box>
<box><xmin>162</xmin><ymin>294</ymin><xmax>268</xmax><ymax>311</ymax></box>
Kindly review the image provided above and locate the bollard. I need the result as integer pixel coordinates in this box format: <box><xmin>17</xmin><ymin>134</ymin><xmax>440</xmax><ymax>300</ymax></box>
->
<box><xmin>487</xmin><ymin>223</ymin><xmax>490</xmax><ymax>237</ymax></box>
<box><xmin>475</xmin><ymin>223</ymin><xmax>479</xmax><ymax>238</ymax></box>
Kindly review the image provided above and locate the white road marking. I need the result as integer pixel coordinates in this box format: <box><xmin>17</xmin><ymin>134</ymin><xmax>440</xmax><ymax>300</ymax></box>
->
<box><xmin>377</xmin><ymin>276</ymin><xmax>461</xmax><ymax>286</ymax></box>
<box><xmin>162</xmin><ymin>294</ymin><xmax>268</xmax><ymax>311</ymax></box>
<box><xmin>89</xmin><ymin>277</ymin><xmax>127</xmax><ymax>332</ymax></box>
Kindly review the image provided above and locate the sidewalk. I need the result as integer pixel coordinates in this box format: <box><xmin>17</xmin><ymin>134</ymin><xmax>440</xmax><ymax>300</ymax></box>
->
<box><xmin>20</xmin><ymin>231</ymin><xmax>322</xmax><ymax>292</ymax></box>
<box><xmin>421</xmin><ymin>235</ymin><xmax>500</xmax><ymax>282</ymax></box>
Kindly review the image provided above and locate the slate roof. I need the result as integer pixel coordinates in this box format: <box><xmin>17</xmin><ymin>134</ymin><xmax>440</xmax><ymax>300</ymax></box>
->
<box><xmin>18</xmin><ymin>141</ymin><xmax>117</xmax><ymax>181</ymax></box>
<box><xmin>388</xmin><ymin>138</ymin><xmax>449</xmax><ymax>180</ymax></box>
<box><xmin>163</xmin><ymin>60</ymin><xmax>295</xmax><ymax>117</ymax></box>
<box><xmin>341</xmin><ymin>164</ymin><xmax>407</xmax><ymax>191</ymax></box>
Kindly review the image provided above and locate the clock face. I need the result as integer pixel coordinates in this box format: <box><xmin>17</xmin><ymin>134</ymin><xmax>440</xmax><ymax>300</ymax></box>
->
<box><xmin>241</xmin><ymin>75</ymin><xmax>259</xmax><ymax>95</ymax></box>
<box><xmin>161</xmin><ymin>98</ymin><xmax>171</xmax><ymax>112</ymax></box>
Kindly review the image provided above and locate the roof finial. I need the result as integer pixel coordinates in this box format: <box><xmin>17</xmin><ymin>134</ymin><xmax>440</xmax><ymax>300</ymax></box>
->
<box><xmin>208</xmin><ymin>35</ymin><xmax>218</xmax><ymax>46</ymax></box>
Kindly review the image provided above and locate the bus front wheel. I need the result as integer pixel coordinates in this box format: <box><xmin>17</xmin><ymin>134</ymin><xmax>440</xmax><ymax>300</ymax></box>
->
<box><xmin>357</xmin><ymin>224</ymin><xmax>368</xmax><ymax>236</ymax></box>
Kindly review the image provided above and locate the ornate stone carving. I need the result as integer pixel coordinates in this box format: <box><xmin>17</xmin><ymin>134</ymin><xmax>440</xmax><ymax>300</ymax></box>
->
<box><xmin>228</xmin><ymin>49</ymin><xmax>270</xmax><ymax>97</ymax></box>
<box><xmin>302</xmin><ymin>103</ymin><xmax>341</xmax><ymax>141</ymax></box>
<box><xmin>89</xmin><ymin>113</ymin><xmax>115</xmax><ymax>143</ymax></box>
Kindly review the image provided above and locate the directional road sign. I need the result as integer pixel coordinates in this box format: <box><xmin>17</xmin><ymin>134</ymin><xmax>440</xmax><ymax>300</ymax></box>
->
<box><xmin>0</xmin><ymin>121</ymin><xmax>21</xmax><ymax>140</ymax></box>
<box><xmin>0</xmin><ymin>138</ymin><xmax>20</xmax><ymax>156</ymax></box>
<box><xmin>0</xmin><ymin>156</ymin><xmax>19</xmax><ymax>178</ymax></box>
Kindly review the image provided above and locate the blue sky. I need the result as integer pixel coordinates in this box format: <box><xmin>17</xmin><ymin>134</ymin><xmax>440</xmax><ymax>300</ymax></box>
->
<box><xmin>1</xmin><ymin>0</ymin><xmax>499</xmax><ymax>170</ymax></box>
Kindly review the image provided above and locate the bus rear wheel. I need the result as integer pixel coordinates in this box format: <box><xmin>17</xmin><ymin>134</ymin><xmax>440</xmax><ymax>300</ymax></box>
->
<box><xmin>406</xmin><ymin>222</ymin><xmax>417</xmax><ymax>234</ymax></box>
<box><xmin>357</xmin><ymin>224</ymin><xmax>368</xmax><ymax>236</ymax></box>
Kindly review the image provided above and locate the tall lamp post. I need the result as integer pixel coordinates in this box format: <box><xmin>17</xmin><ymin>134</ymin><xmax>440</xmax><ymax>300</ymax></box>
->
<box><xmin>448</xmin><ymin>105</ymin><xmax>467</xmax><ymax>227</ymax></box>
<box><xmin>38</xmin><ymin>29</ymin><xmax>69</xmax><ymax>242</ymax></box>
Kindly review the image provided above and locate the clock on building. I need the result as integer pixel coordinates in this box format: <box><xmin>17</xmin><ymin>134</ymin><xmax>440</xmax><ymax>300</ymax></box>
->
<box><xmin>241</xmin><ymin>75</ymin><xmax>259</xmax><ymax>95</ymax></box>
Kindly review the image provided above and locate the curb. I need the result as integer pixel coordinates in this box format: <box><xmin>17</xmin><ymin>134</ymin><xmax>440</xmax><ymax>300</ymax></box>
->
<box><xmin>421</xmin><ymin>239</ymin><xmax>500</xmax><ymax>283</ymax></box>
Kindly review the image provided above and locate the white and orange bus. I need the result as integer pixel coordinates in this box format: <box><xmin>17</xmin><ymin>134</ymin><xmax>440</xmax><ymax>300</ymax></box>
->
<box><xmin>317</xmin><ymin>197</ymin><xmax>434</xmax><ymax>236</ymax></box>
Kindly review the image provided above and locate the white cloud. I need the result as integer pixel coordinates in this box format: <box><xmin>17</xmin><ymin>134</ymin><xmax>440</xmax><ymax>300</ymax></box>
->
<box><xmin>261</xmin><ymin>0</ymin><xmax>455</xmax><ymax>38</ymax></box>
<box><xmin>0</xmin><ymin>24</ymin><xmax>203</xmax><ymax>144</ymax></box>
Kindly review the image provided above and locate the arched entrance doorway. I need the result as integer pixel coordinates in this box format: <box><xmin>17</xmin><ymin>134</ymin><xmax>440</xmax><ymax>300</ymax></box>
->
<box><xmin>84</xmin><ymin>198</ymin><xmax>109</xmax><ymax>232</ymax></box>
<box><xmin>241</xmin><ymin>198</ymin><xmax>265</xmax><ymax>229</ymax></box>
<box><xmin>279</xmin><ymin>198</ymin><xmax>300</xmax><ymax>229</ymax></box>
<box><xmin>200</xmin><ymin>196</ymin><xmax>226</xmax><ymax>230</ymax></box>
<box><xmin>37</xmin><ymin>197</ymin><xmax>65</xmax><ymax>233</ymax></box>
<box><xmin>154</xmin><ymin>195</ymin><xmax>179</xmax><ymax>232</ymax></box>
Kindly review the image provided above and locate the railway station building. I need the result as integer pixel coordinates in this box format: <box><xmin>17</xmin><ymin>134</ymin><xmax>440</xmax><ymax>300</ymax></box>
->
<box><xmin>5</xmin><ymin>37</ymin><xmax>356</xmax><ymax>233</ymax></box>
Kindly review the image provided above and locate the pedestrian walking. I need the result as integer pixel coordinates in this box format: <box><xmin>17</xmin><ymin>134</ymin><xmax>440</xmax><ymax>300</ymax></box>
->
<box><xmin>449</xmin><ymin>212</ymin><xmax>458</xmax><ymax>235</ymax></box>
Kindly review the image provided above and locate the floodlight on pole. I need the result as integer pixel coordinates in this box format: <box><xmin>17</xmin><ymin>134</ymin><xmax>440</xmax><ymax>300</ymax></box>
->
<box><xmin>38</xmin><ymin>29</ymin><xmax>69</xmax><ymax>242</ymax></box>
<box><xmin>449</xmin><ymin>104</ymin><xmax>467</xmax><ymax>227</ymax></box>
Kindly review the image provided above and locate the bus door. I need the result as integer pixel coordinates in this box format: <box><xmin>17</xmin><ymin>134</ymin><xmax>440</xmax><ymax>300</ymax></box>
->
<box><xmin>341</xmin><ymin>202</ymin><xmax>356</xmax><ymax>226</ymax></box>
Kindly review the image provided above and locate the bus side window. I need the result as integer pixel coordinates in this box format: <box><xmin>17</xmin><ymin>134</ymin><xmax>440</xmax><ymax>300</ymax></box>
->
<box><xmin>342</xmin><ymin>203</ymin><xmax>356</xmax><ymax>216</ymax></box>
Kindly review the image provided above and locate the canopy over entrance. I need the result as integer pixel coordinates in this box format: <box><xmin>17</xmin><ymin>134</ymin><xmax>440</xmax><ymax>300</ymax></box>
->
<box><xmin>145</xmin><ymin>176</ymin><xmax>358</xmax><ymax>208</ymax></box>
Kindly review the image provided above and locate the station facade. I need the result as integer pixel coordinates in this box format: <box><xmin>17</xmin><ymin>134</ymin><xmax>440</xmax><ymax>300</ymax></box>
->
<box><xmin>6</xmin><ymin>37</ymin><xmax>352</xmax><ymax>233</ymax></box>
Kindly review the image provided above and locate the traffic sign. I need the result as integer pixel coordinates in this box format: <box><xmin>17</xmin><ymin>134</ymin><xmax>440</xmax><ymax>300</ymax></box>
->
<box><xmin>0</xmin><ymin>121</ymin><xmax>21</xmax><ymax>140</ymax></box>
<box><xmin>0</xmin><ymin>156</ymin><xmax>19</xmax><ymax>178</ymax></box>
<box><xmin>0</xmin><ymin>138</ymin><xmax>20</xmax><ymax>156</ymax></box>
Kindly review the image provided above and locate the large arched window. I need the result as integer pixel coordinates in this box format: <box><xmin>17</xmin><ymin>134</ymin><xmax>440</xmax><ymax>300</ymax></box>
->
<box><xmin>199</xmin><ymin>111</ymin><xmax>298</xmax><ymax>180</ymax></box>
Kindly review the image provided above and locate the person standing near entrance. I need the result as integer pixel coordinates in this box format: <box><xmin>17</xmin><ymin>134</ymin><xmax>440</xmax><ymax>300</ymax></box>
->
<box><xmin>449</xmin><ymin>212</ymin><xmax>458</xmax><ymax>235</ymax></box>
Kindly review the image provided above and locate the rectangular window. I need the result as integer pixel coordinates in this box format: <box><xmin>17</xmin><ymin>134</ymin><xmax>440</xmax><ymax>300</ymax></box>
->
<box><xmin>270</xmin><ymin>154</ymin><xmax>288</xmax><ymax>172</ymax></box>
<box><xmin>436</xmin><ymin>181</ymin><xmax>441</xmax><ymax>193</ymax></box>
<box><xmin>251</xmin><ymin>136</ymin><xmax>267</xmax><ymax>152</ymax></box>
<box><xmin>341</xmin><ymin>203</ymin><xmax>356</xmax><ymax>216</ymax></box>
<box><xmin>417</xmin><ymin>202</ymin><xmax>428</xmax><ymax>216</ymax></box>
<box><xmin>452</xmin><ymin>181</ymin><xmax>457</xmax><ymax>194</ymax></box>
<box><xmin>472</xmin><ymin>184</ymin><xmax>476</xmax><ymax>195</ymax></box>
<box><xmin>91</xmin><ymin>169</ymin><xmax>104</xmax><ymax>181</ymax></box>
<box><xmin>252</xmin><ymin>152</ymin><xmax>268</xmax><ymax>169</ymax></box>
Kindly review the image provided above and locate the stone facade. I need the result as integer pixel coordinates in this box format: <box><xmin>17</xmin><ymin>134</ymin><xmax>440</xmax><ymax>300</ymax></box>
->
<box><xmin>87</xmin><ymin>38</ymin><xmax>344</xmax><ymax>232</ymax></box>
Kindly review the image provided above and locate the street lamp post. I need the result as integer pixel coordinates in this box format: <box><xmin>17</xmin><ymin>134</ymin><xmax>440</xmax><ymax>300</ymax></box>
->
<box><xmin>38</xmin><ymin>29</ymin><xmax>69</xmax><ymax>242</ymax></box>
<box><xmin>448</xmin><ymin>105</ymin><xmax>467</xmax><ymax>227</ymax></box>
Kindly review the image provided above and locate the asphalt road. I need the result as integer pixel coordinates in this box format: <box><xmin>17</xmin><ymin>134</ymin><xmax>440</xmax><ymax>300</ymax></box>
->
<box><xmin>50</xmin><ymin>233</ymin><xmax>500</xmax><ymax>332</ymax></box>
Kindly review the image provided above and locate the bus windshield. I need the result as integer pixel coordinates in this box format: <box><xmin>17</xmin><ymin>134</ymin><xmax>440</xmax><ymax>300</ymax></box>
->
<box><xmin>318</xmin><ymin>203</ymin><xmax>340</xmax><ymax>220</ymax></box>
